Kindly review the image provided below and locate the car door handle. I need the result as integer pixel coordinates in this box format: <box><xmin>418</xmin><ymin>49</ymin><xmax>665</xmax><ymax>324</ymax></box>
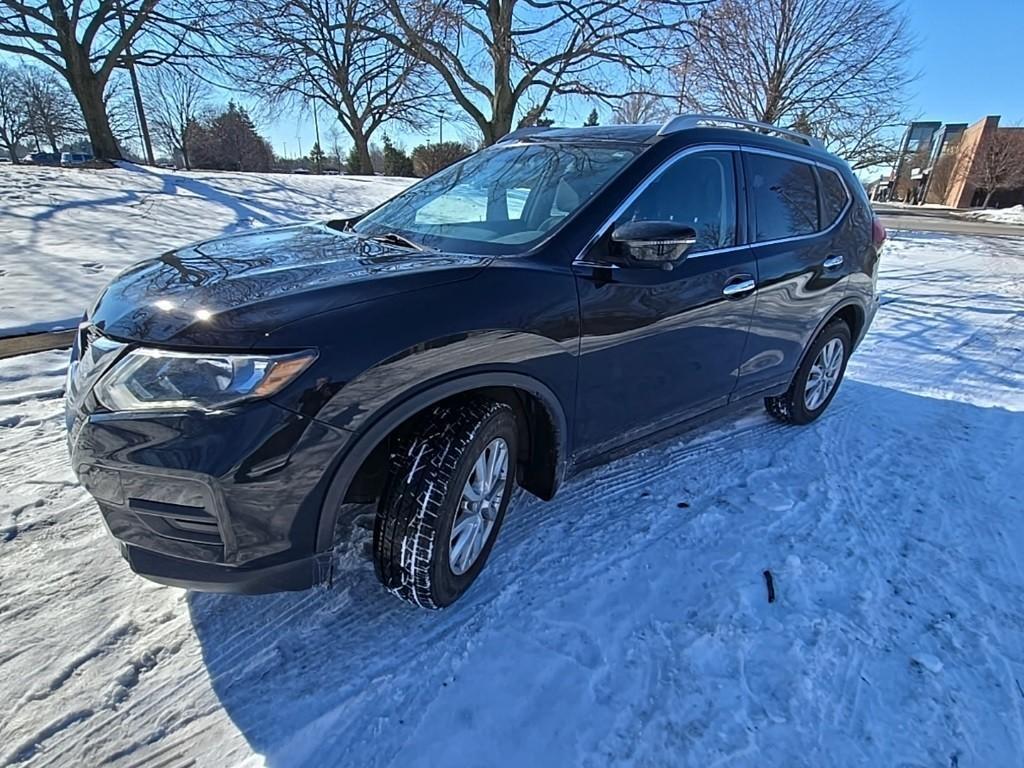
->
<box><xmin>722</xmin><ymin>276</ymin><xmax>756</xmax><ymax>297</ymax></box>
<box><xmin>823</xmin><ymin>255</ymin><xmax>844</xmax><ymax>269</ymax></box>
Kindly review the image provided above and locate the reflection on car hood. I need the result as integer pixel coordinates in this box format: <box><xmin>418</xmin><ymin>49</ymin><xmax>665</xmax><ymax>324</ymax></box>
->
<box><xmin>89</xmin><ymin>222</ymin><xmax>488</xmax><ymax>347</ymax></box>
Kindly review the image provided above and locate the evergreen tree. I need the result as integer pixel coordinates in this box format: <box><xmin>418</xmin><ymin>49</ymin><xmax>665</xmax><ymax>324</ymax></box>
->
<box><xmin>346</xmin><ymin>145</ymin><xmax>361</xmax><ymax>174</ymax></box>
<box><xmin>584</xmin><ymin>108</ymin><xmax>599</xmax><ymax>127</ymax></box>
<box><xmin>189</xmin><ymin>102</ymin><xmax>274</xmax><ymax>172</ymax></box>
<box><xmin>309</xmin><ymin>141</ymin><xmax>326</xmax><ymax>173</ymax></box>
<box><xmin>381</xmin><ymin>135</ymin><xmax>415</xmax><ymax>176</ymax></box>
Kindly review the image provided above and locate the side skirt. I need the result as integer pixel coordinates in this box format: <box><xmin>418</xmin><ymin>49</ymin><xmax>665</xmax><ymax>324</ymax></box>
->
<box><xmin>565</xmin><ymin>384</ymin><xmax>788</xmax><ymax>479</ymax></box>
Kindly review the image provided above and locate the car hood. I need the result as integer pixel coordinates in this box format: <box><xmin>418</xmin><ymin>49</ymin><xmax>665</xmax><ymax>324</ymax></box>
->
<box><xmin>89</xmin><ymin>222</ymin><xmax>488</xmax><ymax>348</ymax></box>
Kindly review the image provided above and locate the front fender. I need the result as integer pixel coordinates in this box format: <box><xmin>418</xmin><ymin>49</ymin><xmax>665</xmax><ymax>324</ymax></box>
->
<box><xmin>312</xmin><ymin>369</ymin><xmax>570</xmax><ymax>552</ymax></box>
<box><xmin>313</xmin><ymin>328</ymin><xmax>576</xmax><ymax>432</ymax></box>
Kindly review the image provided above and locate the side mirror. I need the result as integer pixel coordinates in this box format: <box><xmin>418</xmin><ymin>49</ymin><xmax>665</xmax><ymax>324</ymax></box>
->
<box><xmin>610</xmin><ymin>221</ymin><xmax>697</xmax><ymax>268</ymax></box>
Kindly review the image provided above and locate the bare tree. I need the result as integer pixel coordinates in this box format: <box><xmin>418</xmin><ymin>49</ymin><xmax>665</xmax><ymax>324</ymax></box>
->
<box><xmin>891</xmin><ymin>145</ymin><xmax>929</xmax><ymax>203</ymax></box>
<box><xmin>0</xmin><ymin>61</ymin><xmax>29</xmax><ymax>160</ymax></box>
<box><xmin>221</xmin><ymin>0</ymin><xmax>433</xmax><ymax>175</ymax></box>
<box><xmin>144</xmin><ymin>66</ymin><xmax>209</xmax><ymax>168</ymax></box>
<box><xmin>0</xmin><ymin>0</ymin><xmax>215</xmax><ymax>159</ymax></box>
<box><xmin>923</xmin><ymin>153</ymin><xmax>954</xmax><ymax>204</ymax></box>
<box><xmin>19</xmin><ymin>66</ymin><xmax>82</xmax><ymax>153</ymax></box>
<box><xmin>675</xmin><ymin>0</ymin><xmax>913</xmax><ymax>169</ymax></box>
<box><xmin>374</xmin><ymin>0</ymin><xmax>704</xmax><ymax>145</ymax></box>
<box><xmin>612</xmin><ymin>92</ymin><xmax>672</xmax><ymax>125</ymax></box>
<box><xmin>962</xmin><ymin>128</ymin><xmax>1024</xmax><ymax>208</ymax></box>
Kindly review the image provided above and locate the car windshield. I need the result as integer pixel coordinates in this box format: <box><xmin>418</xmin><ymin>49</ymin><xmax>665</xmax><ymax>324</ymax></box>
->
<box><xmin>350</xmin><ymin>142</ymin><xmax>641</xmax><ymax>255</ymax></box>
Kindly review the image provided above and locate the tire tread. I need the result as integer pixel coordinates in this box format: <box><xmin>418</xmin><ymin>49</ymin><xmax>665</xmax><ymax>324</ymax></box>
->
<box><xmin>374</xmin><ymin>398</ymin><xmax>512</xmax><ymax>609</ymax></box>
<box><xmin>765</xmin><ymin>318</ymin><xmax>851</xmax><ymax>425</ymax></box>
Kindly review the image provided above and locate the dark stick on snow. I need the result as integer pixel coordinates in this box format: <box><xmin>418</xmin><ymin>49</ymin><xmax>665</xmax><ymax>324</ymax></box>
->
<box><xmin>1016</xmin><ymin>678</ymin><xmax>1024</xmax><ymax>699</ymax></box>
<box><xmin>763</xmin><ymin>570</ymin><xmax>776</xmax><ymax>603</ymax></box>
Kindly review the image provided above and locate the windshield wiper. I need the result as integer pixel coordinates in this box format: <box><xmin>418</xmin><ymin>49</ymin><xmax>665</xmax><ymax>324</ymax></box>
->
<box><xmin>367</xmin><ymin>232</ymin><xmax>429</xmax><ymax>252</ymax></box>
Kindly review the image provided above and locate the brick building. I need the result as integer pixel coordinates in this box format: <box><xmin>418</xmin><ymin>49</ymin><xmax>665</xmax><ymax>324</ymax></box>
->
<box><xmin>884</xmin><ymin>116</ymin><xmax>1024</xmax><ymax>208</ymax></box>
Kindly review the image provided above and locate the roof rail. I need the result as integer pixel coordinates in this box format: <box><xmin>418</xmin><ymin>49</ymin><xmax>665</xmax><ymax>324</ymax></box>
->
<box><xmin>657</xmin><ymin>114</ymin><xmax>825</xmax><ymax>149</ymax></box>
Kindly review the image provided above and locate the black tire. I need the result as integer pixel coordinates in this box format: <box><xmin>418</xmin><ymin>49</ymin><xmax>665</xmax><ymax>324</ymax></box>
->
<box><xmin>765</xmin><ymin>319</ymin><xmax>851</xmax><ymax>425</ymax></box>
<box><xmin>373</xmin><ymin>398</ymin><xmax>518</xmax><ymax>609</ymax></box>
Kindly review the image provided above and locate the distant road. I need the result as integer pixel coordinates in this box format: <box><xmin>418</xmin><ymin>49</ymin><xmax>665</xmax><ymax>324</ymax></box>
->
<box><xmin>873</xmin><ymin>203</ymin><xmax>1024</xmax><ymax>238</ymax></box>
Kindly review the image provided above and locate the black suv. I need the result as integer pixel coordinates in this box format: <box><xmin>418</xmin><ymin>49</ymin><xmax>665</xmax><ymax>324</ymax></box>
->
<box><xmin>65</xmin><ymin>116</ymin><xmax>884</xmax><ymax>607</ymax></box>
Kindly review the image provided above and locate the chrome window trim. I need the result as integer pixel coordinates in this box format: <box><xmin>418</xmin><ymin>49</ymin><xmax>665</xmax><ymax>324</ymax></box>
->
<box><xmin>574</xmin><ymin>243</ymin><xmax>751</xmax><ymax>269</ymax></box>
<box><xmin>573</xmin><ymin>143</ymin><xmax>743</xmax><ymax>266</ymax></box>
<box><xmin>573</xmin><ymin>142</ymin><xmax>855</xmax><ymax>268</ymax></box>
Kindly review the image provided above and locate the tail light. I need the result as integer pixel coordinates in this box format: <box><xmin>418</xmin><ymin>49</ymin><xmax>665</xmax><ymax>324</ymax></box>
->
<box><xmin>871</xmin><ymin>216</ymin><xmax>887</xmax><ymax>249</ymax></box>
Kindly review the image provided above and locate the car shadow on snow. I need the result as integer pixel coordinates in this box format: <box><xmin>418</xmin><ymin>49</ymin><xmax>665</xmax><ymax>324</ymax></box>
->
<box><xmin>187</xmin><ymin>380</ymin><xmax>1024</xmax><ymax>766</ymax></box>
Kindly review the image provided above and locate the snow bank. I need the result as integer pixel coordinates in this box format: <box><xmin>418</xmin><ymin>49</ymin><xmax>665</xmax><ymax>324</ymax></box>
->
<box><xmin>0</xmin><ymin>164</ymin><xmax>414</xmax><ymax>337</ymax></box>
<box><xmin>0</xmin><ymin>231</ymin><xmax>1023</xmax><ymax>766</ymax></box>
<box><xmin>962</xmin><ymin>204</ymin><xmax>1024</xmax><ymax>225</ymax></box>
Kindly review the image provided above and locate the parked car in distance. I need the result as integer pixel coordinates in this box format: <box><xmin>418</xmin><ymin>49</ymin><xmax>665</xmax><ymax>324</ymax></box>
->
<box><xmin>66</xmin><ymin>115</ymin><xmax>884</xmax><ymax>608</ymax></box>
<box><xmin>24</xmin><ymin>151</ymin><xmax>60</xmax><ymax>166</ymax></box>
<box><xmin>0</xmin><ymin>155</ymin><xmax>11</xmax><ymax>163</ymax></box>
<box><xmin>61</xmin><ymin>152</ymin><xmax>94</xmax><ymax>167</ymax></box>
<box><xmin>291</xmin><ymin>167</ymin><xmax>311</xmax><ymax>174</ymax></box>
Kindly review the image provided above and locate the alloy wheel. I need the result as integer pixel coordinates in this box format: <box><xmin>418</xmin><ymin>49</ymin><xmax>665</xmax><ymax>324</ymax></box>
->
<box><xmin>804</xmin><ymin>337</ymin><xmax>845</xmax><ymax>410</ymax></box>
<box><xmin>449</xmin><ymin>437</ymin><xmax>509</xmax><ymax>575</ymax></box>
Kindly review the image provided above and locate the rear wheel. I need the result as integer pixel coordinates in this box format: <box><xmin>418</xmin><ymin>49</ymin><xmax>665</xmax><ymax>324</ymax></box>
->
<box><xmin>373</xmin><ymin>399</ymin><xmax>518</xmax><ymax>609</ymax></box>
<box><xmin>765</xmin><ymin>319</ymin><xmax>851</xmax><ymax>425</ymax></box>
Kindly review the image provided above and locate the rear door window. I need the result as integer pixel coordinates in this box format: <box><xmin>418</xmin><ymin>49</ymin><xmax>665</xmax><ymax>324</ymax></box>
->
<box><xmin>747</xmin><ymin>154</ymin><xmax>820</xmax><ymax>241</ymax></box>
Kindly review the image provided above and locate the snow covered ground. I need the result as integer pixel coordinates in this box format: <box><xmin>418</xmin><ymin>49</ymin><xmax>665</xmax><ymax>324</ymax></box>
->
<box><xmin>0</xmin><ymin>164</ymin><xmax>413</xmax><ymax>337</ymax></box>
<box><xmin>963</xmin><ymin>204</ymin><xmax>1024</xmax><ymax>226</ymax></box>
<box><xmin>1</xmin><ymin>230</ymin><xmax>1024</xmax><ymax>767</ymax></box>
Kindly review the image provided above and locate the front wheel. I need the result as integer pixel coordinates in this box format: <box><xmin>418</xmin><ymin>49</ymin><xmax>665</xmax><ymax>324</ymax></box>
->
<box><xmin>373</xmin><ymin>399</ymin><xmax>518</xmax><ymax>609</ymax></box>
<box><xmin>765</xmin><ymin>319</ymin><xmax>851</xmax><ymax>425</ymax></box>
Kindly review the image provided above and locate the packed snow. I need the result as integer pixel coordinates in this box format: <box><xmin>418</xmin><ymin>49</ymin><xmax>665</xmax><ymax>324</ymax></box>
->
<box><xmin>0</xmin><ymin>164</ymin><xmax>413</xmax><ymax>337</ymax></box>
<box><xmin>1</xmin><ymin>230</ymin><xmax>1024</xmax><ymax>767</ymax></box>
<box><xmin>963</xmin><ymin>204</ymin><xmax>1024</xmax><ymax>226</ymax></box>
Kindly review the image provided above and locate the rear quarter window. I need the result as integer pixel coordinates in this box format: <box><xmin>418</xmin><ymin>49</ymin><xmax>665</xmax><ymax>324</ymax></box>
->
<box><xmin>819</xmin><ymin>167</ymin><xmax>851</xmax><ymax>228</ymax></box>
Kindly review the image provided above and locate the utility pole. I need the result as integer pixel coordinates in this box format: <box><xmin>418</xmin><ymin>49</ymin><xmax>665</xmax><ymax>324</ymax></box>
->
<box><xmin>312</xmin><ymin>99</ymin><xmax>322</xmax><ymax>173</ymax></box>
<box><xmin>438</xmin><ymin>107</ymin><xmax>446</xmax><ymax>144</ymax></box>
<box><xmin>116</xmin><ymin>0</ymin><xmax>154</xmax><ymax>165</ymax></box>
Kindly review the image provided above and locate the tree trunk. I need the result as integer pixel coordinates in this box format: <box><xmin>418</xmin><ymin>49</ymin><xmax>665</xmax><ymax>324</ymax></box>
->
<box><xmin>1</xmin><ymin>139</ymin><xmax>17</xmax><ymax>163</ymax></box>
<box><xmin>483</xmin><ymin>107</ymin><xmax>514</xmax><ymax>146</ymax></box>
<box><xmin>68</xmin><ymin>70</ymin><xmax>121</xmax><ymax>160</ymax></box>
<box><xmin>352</xmin><ymin>131</ymin><xmax>373</xmax><ymax>174</ymax></box>
<box><xmin>982</xmin><ymin>189</ymin><xmax>995</xmax><ymax>208</ymax></box>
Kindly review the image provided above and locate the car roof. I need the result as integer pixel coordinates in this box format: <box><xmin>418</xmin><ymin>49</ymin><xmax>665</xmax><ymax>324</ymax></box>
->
<box><xmin>500</xmin><ymin>115</ymin><xmax>842</xmax><ymax>168</ymax></box>
<box><xmin>501</xmin><ymin>124</ymin><xmax>663</xmax><ymax>144</ymax></box>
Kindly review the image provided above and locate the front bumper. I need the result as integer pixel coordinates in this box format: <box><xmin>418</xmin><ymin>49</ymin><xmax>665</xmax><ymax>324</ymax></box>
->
<box><xmin>69</xmin><ymin>394</ymin><xmax>352</xmax><ymax>594</ymax></box>
<box><xmin>118</xmin><ymin>539</ymin><xmax>333</xmax><ymax>593</ymax></box>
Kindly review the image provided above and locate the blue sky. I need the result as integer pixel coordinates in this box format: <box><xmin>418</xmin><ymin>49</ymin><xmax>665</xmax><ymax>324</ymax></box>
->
<box><xmin>262</xmin><ymin>0</ymin><xmax>1024</xmax><ymax>159</ymax></box>
<box><xmin>901</xmin><ymin>0</ymin><xmax>1022</xmax><ymax>124</ymax></box>
<box><xmin>4</xmin><ymin>1</ymin><xmax>1019</xmax><ymax>159</ymax></box>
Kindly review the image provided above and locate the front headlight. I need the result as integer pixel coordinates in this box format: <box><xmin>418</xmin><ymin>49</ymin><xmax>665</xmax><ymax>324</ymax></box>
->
<box><xmin>93</xmin><ymin>348</ymin><xmax>317</xmax><ymax>412</ymax></box>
